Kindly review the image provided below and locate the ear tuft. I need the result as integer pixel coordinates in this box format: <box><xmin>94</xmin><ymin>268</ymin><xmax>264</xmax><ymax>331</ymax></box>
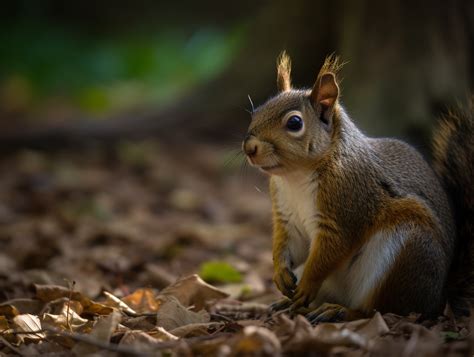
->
<box><xmin>277</xmin><ymin>51</ymin><xmax>292</xmax><ymax>92</ymax></box>
<box><xmin>317</xmin><ymin>54</ymin><xmax>344</xmax><ymax>79</ymax></box>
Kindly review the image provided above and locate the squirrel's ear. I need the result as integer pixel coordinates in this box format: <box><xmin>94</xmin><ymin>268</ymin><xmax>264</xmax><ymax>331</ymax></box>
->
<box><xmin>310</xmin><ymin>72</ymin><xmax>339</xmax><ymax>109</ymax></box>
<box><xmin>277</xmin><ymin>51</ymin><xmax>292</xmax><ymax>92</ymax></box>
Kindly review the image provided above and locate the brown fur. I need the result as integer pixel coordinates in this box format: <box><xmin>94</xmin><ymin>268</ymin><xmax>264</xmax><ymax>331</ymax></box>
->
<box><xmin>243</xmin><ymin>52</ymin><xmax>472</xmax><ymax>318</ymax></box>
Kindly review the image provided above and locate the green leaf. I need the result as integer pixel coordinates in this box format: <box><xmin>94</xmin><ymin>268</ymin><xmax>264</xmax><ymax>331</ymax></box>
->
<box><xmin>440</xmin><ymin>331</ymin><xmax>462</xmax><ymax>341</ymax></box>
<box><xmin>199</xmin><ymin>261</ymin><xmax>242</xmax><ymax>284</ymax></box>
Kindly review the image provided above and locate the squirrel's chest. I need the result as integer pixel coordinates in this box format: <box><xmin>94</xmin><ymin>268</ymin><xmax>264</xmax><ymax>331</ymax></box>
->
<box><xmin>272</xmin><ymin>175</ymin><xmax>319</xmax><ymax>241</ymax></box>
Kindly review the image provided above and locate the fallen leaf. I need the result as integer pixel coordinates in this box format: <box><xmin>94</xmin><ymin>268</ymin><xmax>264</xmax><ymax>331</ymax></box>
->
<box><xmin>148</xmin><ymin>326</ymin><xmax>179</xmax><ymax>342</ymax></box>
<box><xmin>72</xmin><ymin>310</ymin><xmax>122</xmax><ymax>355</ymax></box>
<box><xmin>121</xmin><ymin>315</ymin><xmax>157</xmax><ymax>330</ymax></box>
<box><xmin>0</xmin><ymin>304</ymin><xmax>20</xmax><ymax>318</ymax></box>
<box><xmin>122</xmin><ymin>288</ymin><xmax>160</xmax><ymax>313</ymax></box>
<box><xmin>156</xmin><ymin>296</ymin><xmax>209</xmax><ymax>331</ymax></box>
<box><xmin>119</xmin><ymin>330</ymin><xmax>166</xmax><ymax>351</ymax></box>
<box><xmin>330</xmin><ymin>311</ymin><xmax>389</xmax><ymax>340</ymax></box>
<box><xmin>13</xmin><ymin>314</ymin><xmax>45</xmax><ymax>341</ymax></box>
<box><xmin>0</xmin><ymin>299</ymin><xmax>43</xmax><ymax>315</ymax></box>
<box><xmin>159</xmin><ymin>274</ymin><xmax>229</xmax><ymax>311</ymax></box>
<box><xmin>90</xmin><ymin>310</ymin><xmax>122</xmax><ymax>342</ymax></box>
<box><xmin>199</xmin><ymin>261</ymin><xmax>243</xmax><ymax>283</ymax></box>
<box><xmin>169</xmin><ymin>322</ymin><xmax>224</xmax><ymax>338</ymax></box>
<box><xmin>231</xmin><ymin>325</ymin><xmax>281</xmax><ymax>356</ymax></box>
<box><xmin>441</xmin><ymin>330</ymin><xmax>462</xmax><ymax>341</ymax></box>
<box><xmin>313</xmin><ymin>323</ymin><xmax>367</xmax><ymax>348</ymax></box>
<box><xmin>42</xmin><ymin>303</ymin><xmax>90</xmax><ymax>331</ymax></box>
<box><xmin>103</xmin><ymin>291</ymin><xmax>138</xmax><ymax>315</ymax></box>
<box><xmin>35</xmin><ymin>284</ymin><xmax>113</xmax><ymax>315</ymax></box>
<box><xmin>0</xmin><ymin>316</ymin><xmax>9</xmax><ymax>332</ymax></box>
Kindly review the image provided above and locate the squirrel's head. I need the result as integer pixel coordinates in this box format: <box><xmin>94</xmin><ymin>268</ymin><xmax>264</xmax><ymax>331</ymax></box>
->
<box><xmin>243</xmin><ymin>52</ymin><xmax>343</xmax><ymax>175</ymax></box>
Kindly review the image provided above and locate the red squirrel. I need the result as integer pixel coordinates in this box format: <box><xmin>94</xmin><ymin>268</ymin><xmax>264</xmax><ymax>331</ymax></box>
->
<box><xmin>243</xmin><ymin>52</ymin><xmax>473</xmax><ymax>322</ymax></box>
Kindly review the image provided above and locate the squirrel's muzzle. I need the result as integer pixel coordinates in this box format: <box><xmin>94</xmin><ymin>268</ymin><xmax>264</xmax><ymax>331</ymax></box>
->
<box><xmin>243</xmin><ymin>135</ymin><xmax>259</xmax><ymax>158</ymax></box>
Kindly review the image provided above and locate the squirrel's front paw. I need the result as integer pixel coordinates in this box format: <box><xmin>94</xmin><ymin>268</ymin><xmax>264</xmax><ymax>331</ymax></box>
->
<box><xmin>273</xmin><ymin>266</ymin><xmax>297</xmax><ymax>298</ymax></box>
<box><xmin>290</xmin><ymin>281</ymin><xmax>318</xmax><ymax>313</ymax></box>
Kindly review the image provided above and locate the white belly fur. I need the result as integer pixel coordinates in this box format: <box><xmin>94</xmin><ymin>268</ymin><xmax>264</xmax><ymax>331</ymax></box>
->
<box><xmin>272</xmin><ymin>173</ymin><xmax>408</xmax><ymax>311</ymax></box>
<box><xmin>273</xmin><ymin>172</ymin><xmax>318</xmax><ymax>268</ymax></box>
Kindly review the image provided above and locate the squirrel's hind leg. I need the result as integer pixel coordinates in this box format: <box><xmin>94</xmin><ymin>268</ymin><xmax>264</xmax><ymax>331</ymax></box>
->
<box><xmin>368</xmin><ymin>226</ymin><xmax>448</xmax><ymax>318</ymax></box>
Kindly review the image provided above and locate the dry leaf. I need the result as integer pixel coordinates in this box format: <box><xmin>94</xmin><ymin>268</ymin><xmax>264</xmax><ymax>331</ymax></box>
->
<box><xmin>121</xmin><ymin>315</ymin><xmax>157</xmax><ymax>330</ymax></box>
<box><xmin>122</xmin><ymin>288</ymin><xmax>160</xmax><ymax>313</ymax></box>
<box><xmin>72</xmin><ymin>310</ymin><xmax>122</xmax><ymax>355</ymax></box>
<box><xmin>313</xmin><ymin>323</ymin><xmax>367</xmax><ymax>348</ymax></box>
<box><xmin>13</xmin><ymin>314</ymin><xmax>45</xmax><ymax>341</ymax></box>
<box><xmin>156</xmin><ymin>296</ymin><xmax>209</xmax><ymax>331</ymax></box>
<box><xmin>119</xmin><ymin>330</ymin><xmax>165</xmax><ymax>351</ymax></box>
<box><xmin>42</xmin><ymin>303</ymin><xmax>89</xmax><ymax>331</ymax></box>
<box><xmin>231</xmin><ymin>326</ymin><xmax>281</xmax><ymax>356</ymax></box>
<box><xmin>0</xmin><ymin>304</ymin><xmax>20</xmax><ymax>318</ymax></box>
<box><xmin>35</xmin><ymin>284</ymin><xmax>113</xmax><ymax>315</ymax></box>
<box><xmin>0</xmin><ymin>299</ymin><xmax>43</xmax><ymax>315</ymax></box>
<box><xmin>342</xmin><ymin>311</ymin><xmax>390</xmax><ymax>339</ymax></box>
<box><xmin>159</xmin><ymin>274</ymin><xmax>229</xmax><ymax>311</ymax></box>
<box><xmin>90</xmin><ymin>310</ymin><xmax>122</xmax><ymax>342</ymax></box>
<box><xmin>169</xmin><ymin>322</ymin><xmax>223</xmax><ymax>337</ymax></box>
<box><xmin>0</xmin><ymin>316</ymin><xmax>9</xmax><ymax>332</ymax></box>
<box><xmin>148</xmin><ymin>326</ymin><xmax>179</xmax><ymax>342</ymax></box>
<box><xmin>103</xmin><ymin>291</ymin><xmax>137</xmax><ymax>315</ymax></box>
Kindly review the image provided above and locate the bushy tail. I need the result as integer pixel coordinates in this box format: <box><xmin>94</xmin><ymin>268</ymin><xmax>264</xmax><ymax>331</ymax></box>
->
<box><xmin>432</xmin><ymin>98</ymin><xmax>474</xmax><ymax>314</ymax></box>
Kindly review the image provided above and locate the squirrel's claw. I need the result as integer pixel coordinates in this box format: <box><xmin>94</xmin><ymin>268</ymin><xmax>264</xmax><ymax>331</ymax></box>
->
<box><xmin>269</xmin><ymin>297</ymin><xmax>292</xmax><ymax>312</ymax></box>
<box><xmin>305</xmin><ymin>303</ymin><xmax>364</xmax><ymax>324</ymax></box>
<box><xmin>306</xmin><ymin>303</ymin><xmax>346</xmax><ymax>324</ymax></box>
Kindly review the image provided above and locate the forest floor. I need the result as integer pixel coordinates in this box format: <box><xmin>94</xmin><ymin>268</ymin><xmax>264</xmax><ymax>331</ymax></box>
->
<box><xmin>0</xmin><ymin>140</ymin><xmax>472</xmax><ymax>356</ymax></box>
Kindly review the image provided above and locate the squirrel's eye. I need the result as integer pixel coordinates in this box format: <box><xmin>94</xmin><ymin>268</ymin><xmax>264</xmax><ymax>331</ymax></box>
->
<box><xmin>286</xmin><ymin>115</ymin><xmax>303</xmax><ymax>132</ymax></box>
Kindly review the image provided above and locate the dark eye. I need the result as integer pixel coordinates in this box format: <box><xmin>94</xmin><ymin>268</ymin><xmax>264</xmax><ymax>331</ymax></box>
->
<box><xmin>286</xmin><ymin>115</ymin><xmax>303</xmax><ymax>132</ymax></box>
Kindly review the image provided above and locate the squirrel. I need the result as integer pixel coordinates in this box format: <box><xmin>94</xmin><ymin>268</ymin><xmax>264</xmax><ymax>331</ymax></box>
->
<box><xmin>242</xmin><ymin>52</ymin><xmax>473</xmax><ymax>322</ymax></box>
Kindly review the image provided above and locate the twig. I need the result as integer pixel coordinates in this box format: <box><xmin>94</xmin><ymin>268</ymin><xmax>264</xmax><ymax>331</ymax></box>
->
<box><xmin>45</xmin><ymin>327</ymin><xmax>231</xmax><ymax>353</ymax></box>
<box><xmin>210</xmin><ymin>312</ymin><xmax>234</xmax><ymax>323</ymax></box>
<box><xmin>0</xmin><ymin>335</ymin><xmax>26</xmax><ymax>356</ymax></box>
<box><xmin>42</xmin><ymin>326</ymin><xmax>148</xmax><ymax>356</ymax></box>
<box><xmin>8</xmin><ymin>330</ymin><xmax>47</xmax><ymax>335</ymax></box>
<box><xmin>6</xmin><ymin>326</ymin><xmax>233</xmax><ymax>355</ymax></box>
<box><xmin>66</xmin><ymin>280</ymin><xmax>76</xmax><ymax>332</ymax></box>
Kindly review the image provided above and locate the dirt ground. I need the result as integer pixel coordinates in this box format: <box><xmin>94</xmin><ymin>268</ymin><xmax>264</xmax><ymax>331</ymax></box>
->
<box><xmin>0</xmin><ymin>140</ymin><xmax>472</xmax><ymax>356</ymax></box>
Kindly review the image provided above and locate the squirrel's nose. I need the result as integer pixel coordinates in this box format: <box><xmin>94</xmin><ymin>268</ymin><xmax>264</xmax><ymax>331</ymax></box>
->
<box><xmin>243</xmin><ymin>135</ymin><xmax>259</xmax><ymax>157</ymax></box>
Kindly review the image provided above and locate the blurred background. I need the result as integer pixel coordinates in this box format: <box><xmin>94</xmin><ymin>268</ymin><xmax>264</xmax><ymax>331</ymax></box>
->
<box><xmin>0</xmin><ymin>0</ymin><xmax>473</xmax><ymax>299</ymax></box>
<box><xmin>1</xmin><ymin>0</ymin><xmax>473</xmax><ymax>148</ymax></box>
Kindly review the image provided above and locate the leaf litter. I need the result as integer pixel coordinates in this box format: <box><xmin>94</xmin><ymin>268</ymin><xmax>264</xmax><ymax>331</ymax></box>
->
<box><xmin>0</xmin><ymin>141</ymin><xmax>473</xmax><ymax>356</ymax></box>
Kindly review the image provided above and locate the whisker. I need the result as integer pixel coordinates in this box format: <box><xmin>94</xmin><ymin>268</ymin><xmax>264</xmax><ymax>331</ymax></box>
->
<box><xmin>223</xmin><ymin>149</ymin><xmax>245</xmax><ymax>169</ymax></box>
<box><xmin>239</xmin><ymin>157</ymin><xmax>250</xmax><ymax>181</ymax></box>
<box><xmin>248</xmin><ymin>94</ymin><xmax>255</xmax><ymax>113</ymax></box>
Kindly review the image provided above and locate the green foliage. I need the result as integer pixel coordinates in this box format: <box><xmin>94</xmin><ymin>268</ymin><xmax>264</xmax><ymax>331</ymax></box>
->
<box><xmin>440</xmin><ymin>331</ymin><xmax>462</xmax><ymax>342</ymax></box>
<box><xmin>199</xmin><ymin>261</ymin><xmax>243</xmax><ymax>284</ymax></box>
<box><xmin>0</xmin><ymin>22</ymin><xmax>244</xmax><ymax>117</ymax></box>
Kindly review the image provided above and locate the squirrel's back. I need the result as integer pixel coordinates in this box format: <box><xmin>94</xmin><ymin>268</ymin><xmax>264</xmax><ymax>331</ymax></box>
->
<box><xmin>369</xmin><ymin>138</ymin><xmax>456</xmax><ymax>249</ymax></box>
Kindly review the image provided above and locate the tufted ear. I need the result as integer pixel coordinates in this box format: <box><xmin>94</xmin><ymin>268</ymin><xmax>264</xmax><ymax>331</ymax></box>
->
<box><xmin>276</xmin><ymin>51</ymin><xmax>292</xmax><ymax>92</ymax></box>
<box><xmin>311</xmin><ymin>72</ymin><xmax>339</xmax><ymax>109</ymax></box>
